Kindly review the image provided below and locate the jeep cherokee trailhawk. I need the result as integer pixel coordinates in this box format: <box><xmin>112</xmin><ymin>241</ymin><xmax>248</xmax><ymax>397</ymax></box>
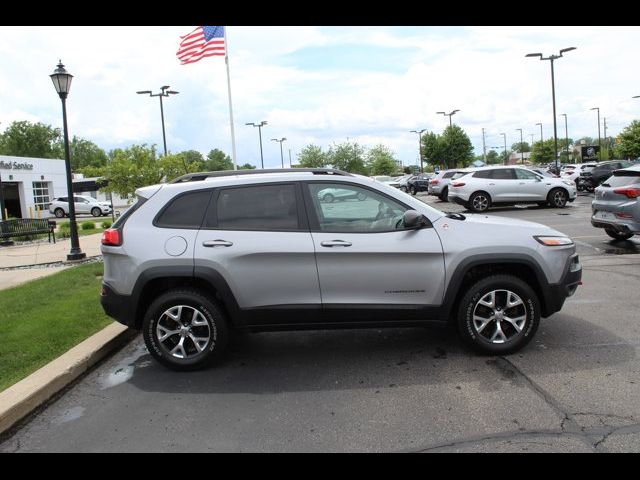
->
<box><xmin>100</xmin><ymin>169</ymin><xmax>582</xmax><ymax>370</ymax></box>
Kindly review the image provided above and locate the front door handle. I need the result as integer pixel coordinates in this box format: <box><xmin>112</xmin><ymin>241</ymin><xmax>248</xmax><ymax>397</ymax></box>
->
<box><xmin>320</xmin><ymin>240</ymin><xmax>352</xmax><ymax>248</ymax></box>
<box><xmin>202</xmin><ymin>239</ymin><xmax>233</xmax><ymax>248</ymax></box>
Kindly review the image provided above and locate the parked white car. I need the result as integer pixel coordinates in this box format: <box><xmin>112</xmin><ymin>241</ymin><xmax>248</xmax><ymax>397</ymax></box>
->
<box><xmin>49</xmin><ymin>195</ymin><xmax>112</xmax><ymax>218</ymax></box>
<box><xmin>372</xmin><ymin>176</ymin><xmax>401</xmax><ymax>188</ymax></box>
<box><xmin>447</xmin><ymin>166</ymin><xmax>577</xmax><ymax>212</ymax></box>
<box><xmin>561</xmin><ymin>163</ymin><xmax>598</xmax><ymax>184</ymax></box>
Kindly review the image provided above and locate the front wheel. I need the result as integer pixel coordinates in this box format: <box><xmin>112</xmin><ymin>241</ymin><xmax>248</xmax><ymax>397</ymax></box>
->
<box><xmin>142</xmin><ymin>289</ymin><xmax>230</xmax><ymax>371</ymax></box>
<box><xmin>54</xmin><ymin>208</ymin><xmax>65</xmax><ymax>218</ymax></box>
<box><xmin>322</xmin><ymin>193</ymin><xmax>335</xmax><ymax>203</ymax></box>
<box><xmin>548</xmin><ymin>188</ymin><xmax>568</xmax><ymax>208</ymax></box>
<box><xmin>457</xmin><ymin>275</ymin><xmax>540</xmax><ymax>355</ymax></box>
<box><xmin>91</xmin><ymin>207</ymin><xmax>102</xmax><ymax>217</ymax></box>
<box><xmin>410</xmin><ymin>186</ymin><xmax>417</xmax><ymax>196</ymax></box>
<box><xmin>605</xmin><ymin>228</ymin><xmax>634</xmax><ymax>241</ymax></box>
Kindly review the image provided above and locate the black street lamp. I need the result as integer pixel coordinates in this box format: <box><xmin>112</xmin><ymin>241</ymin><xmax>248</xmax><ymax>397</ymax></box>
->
<box><xmin>516</xmin><ymin>128</ymin><xmax>524</xmax><ymax>164</ymax></box>
<box><xmin>590</xmin><ymin>107</ymin><xmax>602</xmax><ymax>161</ymax></box>
<box><xmin>436</xmin><ymin>109</ymin><xmax>460</xmax><ymax>128</ymax></box>
<box><xmin>526</xmin><ymin>47</ymin><xmax>576</xmax><ymax>173</ymax></box>
<box><xmin>500</xmin><ymin>133</ymin><xmax>507</xmax><ymax>165</ymax></box>
<box><xmin>246</xmin><ymin>121</ymin><xmax>268</xmax><ymax>169</ymax></box>
<box><xmin>50</xmin><ymin>60</ymin><xmax>85</xmax><ymax>261</ymax></box>
<box><xmin>136</xmin><ymin>86</ymin><xmax>179</xmax><ymax>156</ymax></box>
<box><xmin>560</xmin><ymin>113</ymin><xmax>570</xmax><ymax>163</ymax></box>
<box><xmin>410</xmin><ymin>129</ymin><xmax>426</xmax><ymax>173</ymax></box>
<box><xmin>271</xmin><ymin>137</ymin><xmax>287</xmax><ymax>168</ymax></box>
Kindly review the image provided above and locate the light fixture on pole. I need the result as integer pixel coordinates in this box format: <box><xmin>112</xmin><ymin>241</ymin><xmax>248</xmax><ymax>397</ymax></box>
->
<box><xmin>246</xmin><ymin>121</ymin><xmax>268</xmax><ymax>169</ymax></box>
<box><xmin>271</xmin><ymin>137</ymin><xmax>287</xmax><ymax>168</ymax></box>
<box><xmin>50</xmin><ymin>60</ymin><xmax>85</xmax><ymax>261</ymax></box>
<box><xmin>136</xmin><ymin>86</ymin><xmax>179</xmax><ymax>156</ymax></box>
<box><xmin>516</xmin><ymin>128</ymin><xmax>524</xmax><ymax>164</ymax></box>
<box><xmin>436</xmin><ymin>109</ymin><xmax>460</xmax><ymax>128</ymax></box>
<box><xmin>526</xmin><ymin>47</ymin><xmax>576</xmax><ymax>173</ymax></box>
<box><xmin>560</xmin><ymin>113</ymin><xmax>569</xmax><ymax>163</ymax></box>
<box><xmin>590</xmin><ymin>107</ymin><xmax>602</xmax><ymax>161</ymax></box>
<box><xmin>410</xmin><ymin>129</ymin><xmax>426</xmax><ymax>173</ymax></box>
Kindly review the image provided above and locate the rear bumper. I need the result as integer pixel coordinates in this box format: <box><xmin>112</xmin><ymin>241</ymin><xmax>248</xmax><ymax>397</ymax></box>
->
<box><xmin>450</xmin><ymin>194</ymin><xmax>468</xmax><ymax>206</ymax></box>
<box><xmin>100</xmin><ymin>283</ymin><xmax>137</xmax><ymax>328</ymax></box>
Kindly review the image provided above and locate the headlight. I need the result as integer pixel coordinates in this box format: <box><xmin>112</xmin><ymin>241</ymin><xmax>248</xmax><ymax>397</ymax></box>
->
<box><xmin>534</xmin><ymin>235</ymin><xmax>574</xmax><ymax>246</ymax></box>
<box><xmin>562</xmin><ymin>180</ymin><xmax>574</xmax><ymax>187</ymax></box>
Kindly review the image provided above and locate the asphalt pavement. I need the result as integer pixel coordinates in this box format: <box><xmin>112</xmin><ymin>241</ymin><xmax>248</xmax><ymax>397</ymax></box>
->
<box><xmin>1</xmin><ymin>192</ymin><xmax>639</xmax><ymax>452</ymax></box>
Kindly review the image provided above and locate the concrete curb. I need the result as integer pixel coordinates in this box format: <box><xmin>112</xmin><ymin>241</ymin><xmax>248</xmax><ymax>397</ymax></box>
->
<box><xmin>0</xmin><ymin>322</ymin><xmax>137</xmax><ymax>436</ymax></box>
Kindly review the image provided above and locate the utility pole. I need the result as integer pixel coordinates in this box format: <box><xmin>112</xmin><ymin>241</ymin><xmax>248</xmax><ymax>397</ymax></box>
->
<box><xmin>481</xmin><ymin>128</ymin><xmax>487</xmax><ymax>163</ymax></box>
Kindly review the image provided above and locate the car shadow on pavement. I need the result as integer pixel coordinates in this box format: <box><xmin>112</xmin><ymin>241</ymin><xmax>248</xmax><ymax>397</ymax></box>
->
<box><xmin>122</xmin><ymin>314</ymin><xmax>635</xmax><ymax>395</ymax></box>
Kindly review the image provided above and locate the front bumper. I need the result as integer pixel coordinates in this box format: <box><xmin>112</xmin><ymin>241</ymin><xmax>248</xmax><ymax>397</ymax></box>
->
<box><xmin>541</xmin><ymin>253</ymin><xmax>582</xmax><ymax>317</ymax></box>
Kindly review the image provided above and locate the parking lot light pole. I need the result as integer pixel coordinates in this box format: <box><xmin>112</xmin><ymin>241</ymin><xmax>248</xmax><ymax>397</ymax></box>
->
<box><xmin>536</xmin><ymin>123</ymin><xmax>543</xmax><ymax>144</ymax></box>
<box><xmin>526</xmin><ymin>47</ymin><xmax>576</xmax><ymax>173</ymax></box>
<box><xmin>436</xmin><ymin>109</ymin><xmax>460</xmax><ymax>128</ymax></box>
<box><xmin>246</xmin><ymin>121</ymin><xmax>268</xmax><ymax>169</ymax></box>
<box><xmin>560</xmin><ymin>113</ymin><xmax>569</xmax><ymax>163</ymax></box>
<box><xmin>410</xmin><ymin>129</ymin><xmax>426</xmax><ymax>173</ymax></box>
<box><xmin>500</xmin><ymin>133</ymin><xmax>507</xmax><ymax>165</ymax></box>
<box><xmin>271</xmin><ymin>137</ymin><xmax>287</xmax><ymax>168</ymax></box>
<box><xmin>590</xmin><ymin>107</ymin><xmax>602</xmax><ymax>161</ymax></box>
<box><xmin>516</xmin><ymin>128</ymin><xmax>524</xmax><ymax>164</ymax></box>
<box><xmin>136</xmin><ymin>86</ymin><xmax>179</xmax><ymax>156</ymax></box>
<box><xmin>50</xmin><ymin>60</ymin><xmax>85</xmax><ymax>261</ymax></box>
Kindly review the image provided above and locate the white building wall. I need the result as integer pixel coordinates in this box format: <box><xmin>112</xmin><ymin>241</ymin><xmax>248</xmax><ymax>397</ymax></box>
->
<box><xmin>0</xmin><ymin>155</ymin><xmax>68</xmax><ymax>219</ymax></box>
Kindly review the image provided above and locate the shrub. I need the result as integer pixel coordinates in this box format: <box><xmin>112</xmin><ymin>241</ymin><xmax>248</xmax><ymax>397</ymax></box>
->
<box><xmin>58</xmin><ymin>222</ymin><xmax>71</xmax><ymax>238</ymax></box>
<box><xmin>101</xmin><ymin>221</ymin><xmax>112</xmax><ymax>229</ymax></box>
<box><xmin>81</xmin><ymin>221</ymin><xmax>95</xmax><ymax>231</ymax></box>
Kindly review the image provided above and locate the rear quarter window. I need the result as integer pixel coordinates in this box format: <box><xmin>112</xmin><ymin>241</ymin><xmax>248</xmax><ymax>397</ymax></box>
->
<box><xmin>603</xmin><ymin>175</ymin><xmax>640</xmax><ymax>188</ymax></box>
<box><xmin>154</xmin><ymin>190</ymin><xmax>212</xmax><ymax>229</ymax></box>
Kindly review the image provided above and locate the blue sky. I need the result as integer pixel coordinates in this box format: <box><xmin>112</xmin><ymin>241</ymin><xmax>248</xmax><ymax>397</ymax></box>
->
<box><xmin>1</xmin><ymin>26</ymin><xmax>639</xmax><ymax>169</ymax></box>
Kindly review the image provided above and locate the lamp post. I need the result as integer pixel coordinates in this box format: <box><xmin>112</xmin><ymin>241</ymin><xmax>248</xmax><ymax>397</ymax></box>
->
<box><xmin>560</xmin><ymin>113</ymin><xmax>569</xmax><ymax>163</ymax></box>
<box><xmin>500</xmin><ymin>133</ymin><xmax>507</xmax><ymax>165</ymax></box>
<box><xmin>136</xmin><ymin>86</ymin><xmax>179</xmax><ymax>156</ymax></box>
<box><xmin>436</xmin><ymin>109</ymin><xmax>460</xmax><ymax>128</ymax></box>
<box><xmin>536</xmin><ymin>123</ymin><xmax>543</xmax><ymax>144</ymax></box>
<box><xmin>271</xmin><ymin>137</ymin><xmax>287</xmax><ymax>168</ymax></box>
<box><xmin>526</xmin><ymin>47</ymin><xmax>576</xmax><ymax>173</ymax></box>
<box><xmin>516</xmin><ymin>128</ymin><xmax>524</xmax><ymax>164</ymax></box>
<box><xmin>246</xmin><ymin>121</ymin><xmax>268</xmax><ymax>168</ymax></box>
<box><xmin>481</xmin><ymin>128</ymin><xmax>487</xmax><ymax>163</ymax></box>
<box><xmin>590</xmin><ymin>107</ymin><xmax>602</xmax><ymax>161</ymax></box>
<box><xmin>50</xmin><ymin>61</ymin><xmax>85</xmax><ymax>261</ymax></box>
<box><xmin>0</xmin><ymin>171</ymin><xmax>5</xmax><ymax>221</ymax></box>
<box><xmin>410</xmin><ymin>129</ymin><xmax>426</xmax><ymax>172</ymax></box>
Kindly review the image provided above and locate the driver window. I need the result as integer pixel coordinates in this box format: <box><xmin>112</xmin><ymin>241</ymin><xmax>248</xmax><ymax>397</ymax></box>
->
<box><xmin>515</xmin><ymin>169</ymin><xmax>540</xmax><ymax>180</ymax></box>
<box><xmin>307</xmin><ymin>183</ymin><xmax>407</xmax><ymax>233</ymax></box>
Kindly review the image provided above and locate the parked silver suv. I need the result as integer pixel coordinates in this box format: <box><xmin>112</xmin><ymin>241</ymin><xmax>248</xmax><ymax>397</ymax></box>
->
<box><xmin>100</xmin><ymin>169</ymin><xmax>582</xmax><ymax>370</ymax></box>
<box><xmin>591</xmin><ymin>164</ymin><xmax>640</xmax><ymax>240</ymax></box>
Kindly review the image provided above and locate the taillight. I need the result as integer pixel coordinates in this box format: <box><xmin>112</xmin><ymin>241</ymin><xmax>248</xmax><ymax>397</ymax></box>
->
<box><xmin>452</xmin><ymin>182</ymin><xmax>465</xmax><ymax>187</ymax></box>
<box><xmin>614</xmin><ymin>212</ymin><xmax>633</xmax><ymax>219</ymax></box>
<box><xmin>613</xmin><ymin>187</ymin><xmax>640</xmax><ymax>199</ymax></box>
<box><xmin>102</xmin><ymin>228</ymin><xmax>122</xmax><ymax>246</ymax></box>
<box><xmin>430</xmin><ymin>179</ymin><xmax>439</xmax><ymax>185</ymax></box>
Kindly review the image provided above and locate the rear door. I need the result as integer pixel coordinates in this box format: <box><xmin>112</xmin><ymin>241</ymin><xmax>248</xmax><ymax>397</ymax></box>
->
<box><xmin>303</xmin><ymin>181</ymin><xmax>445</xmax><ymax>312</ymax></box>
<box><xmin>488</xmin><ymin>168</ymin><xmax>519</xmax><ymax>201</ymax></box>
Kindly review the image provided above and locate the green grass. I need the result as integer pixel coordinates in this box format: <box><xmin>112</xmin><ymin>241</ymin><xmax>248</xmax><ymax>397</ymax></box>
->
<box><xmin>0</xmin><ymin>263</ymin><xmax>113</xmax><ymax>392</ymax></box>
<box><xmin>56</xmin><ymin>221</ymin><xmax>105</xmax><ymax>238</ymax></box>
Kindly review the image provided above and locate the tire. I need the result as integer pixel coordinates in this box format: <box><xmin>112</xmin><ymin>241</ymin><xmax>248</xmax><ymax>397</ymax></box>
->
<box><xmin>142</xmin><ymin>289</ymin><xmax>230</xmax><ymax>371</ymax></box>
<box><xmin>605</xmin><ymin>228</ymin><xmax>634</xmax><ymax>241</ymax></box>
<box><xmin>457</xmin><ymin>274</ymin><xmax>540</xmax><ymax>355</ymax></box>
<box><xmin>548</xmin><ymin>188</ymin><xmax>568</xmax><ymax>208</ymax></box>
<box><xmin>323</xmin><ymin>193</ymin><xmax>334</xmax><ymax>203</ymax></box>
<box><xmin>439</xmin><ymin>187</ymin><xmax>449</xmax><ymax>202</ymax></box>
<box><xmin>400</xmin><ymin>186</ymin><xmax>407</xmax><ymax>193</ymax></box>
<box><xmin>54</xmin><ymin>208</ymin><xmax>65</xmax><ymax>218</ymax></box>
<box><xmin>91</xmin><ymin>207</ymin><xmax>102</xmax><ymax>217</ymax></box>
<box><xmin>468</xmin><ymin>191</ymin><xmax>491</xmax><ymax>213</ymax></box>
<box><xmin>356</xmin><ymin>192</ymin><xmax>367</xmax><ymax>201</ymax></box>
<box><xmin>411</xmin><ymin>186</ymin><xmax>417</xmax><ymax>196</ymax></box>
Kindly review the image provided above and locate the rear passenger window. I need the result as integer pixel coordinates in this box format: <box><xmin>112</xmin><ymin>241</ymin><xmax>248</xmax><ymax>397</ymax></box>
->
<box><xmin>491</xmin><ymin>169</ymin><xmax>516</xmax><ymax>180</ymax></box>
<box><xmin>155</xmin><ymin>190</ymin><xmax>212</xmax><ymax>229</ymax></box>
<box><xmin>207</xmin><ymin>184</ymin><xmax>299</xmax><ymax>231</ymax></box>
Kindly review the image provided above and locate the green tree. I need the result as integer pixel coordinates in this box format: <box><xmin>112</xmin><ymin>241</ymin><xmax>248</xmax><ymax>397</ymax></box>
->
<box><xmin>511</xmin><ymin>142</ymin><xmax>530</xmax><ymax>153</ymax></box>
<box><xmin>441</xmin><ymin>125</ymin><xmax>474</xmax><ymax>168</ymax></box>
<box><xmin>530</xmin><ymin>139</ymin><xmax>555</xmax><ymax>164</ymax></box>
<box><xmin>100</xmin><ymin>144</ymin><xmax>163</xmax><ymax>198</ymax></box>
<box><xmin>616</xmin><ymin>120</ymin><xmax>640</xmax><ymax>159</ymax></box>
<box><xmin>179</xmin><ymin>150</ymin><xmax>205</xmax><ymax>165</ymax></box>
<box><xmin>486</xmin><ymin>149</ymin><xmax>499</xmax><ymax>164</ymax></box>
<box><xmin>204</xmin><ymin>148</ymin><xmax>233</xmax><ymax>171</ymax></box>
<box><xmin>0</xmin><ymin>121</ymin><xmax>62</xmax><ymax>158</ymax></box>
<box><xmin>327</xmin><ymin>141</ymin><xmax>368</xmax><ymax>174</ymax></box>
<box><xmin>160</xmin><ymin>152</ymin><xmax>204</xmax><ymax>182</ymax></box>
<box><xmin>295</xmin><ymin>144</ymin><xmax>328</xmax><ymax>168</ymax></box>
<box><xmin>238</xmin><ymin>163</ymin><xmax>256</xmax><ymax>170</ymax></box>
<box><xmin>421</xmin><ymin>131</ymin><xmax>444</xmax><ymax>168</ymax></box>
<box><xmin>366</xmin><ymin>144</ymin><xmax>398</xmax><ymax>175</ymax></box>
<box><xmin>69</xmin><ymin>136</ymin><xmax>108</xmax><ymax>170</ymax></box>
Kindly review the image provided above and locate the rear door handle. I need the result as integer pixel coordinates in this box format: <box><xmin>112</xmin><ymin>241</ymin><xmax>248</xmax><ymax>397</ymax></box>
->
<box><xmin>320</xmin><ymin>240</ymin><xmax>352</xmax><ymax>247</ymax></box>
<box><xmin>202</xmin><ymin>239</ymin><xmax>233</xmax><ymax>248</ymax></box>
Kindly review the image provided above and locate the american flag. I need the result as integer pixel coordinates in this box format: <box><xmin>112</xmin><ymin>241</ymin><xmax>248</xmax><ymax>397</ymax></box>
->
<box><xmin>176</xmin><ymin>26</ymin><xmax>225</xmax><ymax>65</ymax></box>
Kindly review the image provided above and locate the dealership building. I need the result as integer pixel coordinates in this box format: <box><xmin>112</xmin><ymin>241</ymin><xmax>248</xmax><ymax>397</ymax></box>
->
<box><xmin>0</xmin><ymin>155</ymin><xmax>129</xmax><ymax>219</ymax></box>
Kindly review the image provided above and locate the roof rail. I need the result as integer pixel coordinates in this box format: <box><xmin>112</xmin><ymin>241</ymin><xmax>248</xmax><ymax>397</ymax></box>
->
<box><xmin>170</xmin><ymin>168</ymin><xmax>352</xmax><ymax>183</ymax></box>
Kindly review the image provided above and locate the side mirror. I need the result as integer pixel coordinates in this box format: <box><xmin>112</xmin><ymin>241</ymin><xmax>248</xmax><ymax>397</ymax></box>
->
<box><xmin>403</xmin><ymin>209</ymin><xmax>430</xmax><ymax>229</ymax></box>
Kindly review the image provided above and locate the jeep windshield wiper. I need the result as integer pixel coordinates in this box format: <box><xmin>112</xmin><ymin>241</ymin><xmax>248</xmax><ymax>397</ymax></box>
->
<box><xmin>445</xmin><ymin>212</ymin><xmax>466</xmax><ymax>220</ymax></box>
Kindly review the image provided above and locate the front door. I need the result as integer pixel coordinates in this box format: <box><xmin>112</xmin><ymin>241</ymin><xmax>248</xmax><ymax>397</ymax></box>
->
<box><xmin>515</xmin><ymin>168</ymin><xmax>549</xmax><ymax>201</ymax></box>
<box><xmin>304</xmin><ymin>182</ymin><xmax>445</xmax><ymax>314</ymax></box>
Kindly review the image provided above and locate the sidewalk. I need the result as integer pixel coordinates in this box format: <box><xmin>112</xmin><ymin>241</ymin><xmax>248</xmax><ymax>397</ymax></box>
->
<box><xmin>0</xmin><ymin>232</ymin><xmax>103</xmax><ymax>290</ymax></box>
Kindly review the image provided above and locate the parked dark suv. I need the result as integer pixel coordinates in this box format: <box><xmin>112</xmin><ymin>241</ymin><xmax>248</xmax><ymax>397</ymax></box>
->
<box><xmin>579</xmin><ymin>160</ymin><xmax>634</xmax><ymax>191</ymax></box>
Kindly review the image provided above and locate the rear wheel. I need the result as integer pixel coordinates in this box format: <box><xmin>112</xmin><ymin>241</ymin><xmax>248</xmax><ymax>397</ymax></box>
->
<box><xmin>142</xmin><ymin>289</ymin><xmax>230</xmax><ymax>371</ymax></box>
<box><xmin>439</xmin><ymin>187</ymin><xmax>449</xmax><ymax>202</ymax></box>
<box><xmin>54</xmin><ymin>208</ymin><xmax>65</xmax><ymax>218</ymax></box>
<box><xmin>548</xmin><ymin>188</ymin><xmax>568</xmax><ymax>208</ymax></box>
<box><xmin>91</xmin><ymin>207</ymin><xmax>102</xmax><ymax>217</ymax></box>
<box><xmin>468</xmin><ymin>192</ymin><xmax>491</xmax><ymax>213</ymax></box>
<box><xmin>322</xmin><ymin>193</ymin><xmax>334</xmax><ymax>203</ymax></box>
<box><xmin>356</xmin><ymin>192</ymin><xmax>367</xmax><ymax>201</ymax></box>
<box><xmin>411</xmin><ymin>186</ymin><xmax>418</xmax><ymax>196</ymax></box>
<box><xmin>605</xmin><ymin>228</ymin><xmax>634</xmax><ymax>241</ymax></box>
<box><xmin>457</xmin><ymin>275</ymin><xmax>540</xmax><ymax>355</ymax></box>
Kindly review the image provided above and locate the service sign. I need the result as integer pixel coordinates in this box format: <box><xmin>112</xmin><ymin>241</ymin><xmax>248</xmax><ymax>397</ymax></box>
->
<box><xmin>0</xmin><ymin>160</ymin><xmax>34</xmax><ymax>171</ymax></box>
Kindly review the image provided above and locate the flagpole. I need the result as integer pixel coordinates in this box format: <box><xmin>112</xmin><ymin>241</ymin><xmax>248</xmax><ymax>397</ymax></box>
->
<box><xmin>223</xmin><ymin>27</ymin><xmax>238</xmax><ymax>170</ymax></box>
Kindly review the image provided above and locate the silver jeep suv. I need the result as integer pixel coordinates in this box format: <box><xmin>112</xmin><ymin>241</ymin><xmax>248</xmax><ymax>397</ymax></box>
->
<box><xmin>100</xmin><ymin>169</ymin><xmax>582</xmax><ymax>371</ymax></box>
